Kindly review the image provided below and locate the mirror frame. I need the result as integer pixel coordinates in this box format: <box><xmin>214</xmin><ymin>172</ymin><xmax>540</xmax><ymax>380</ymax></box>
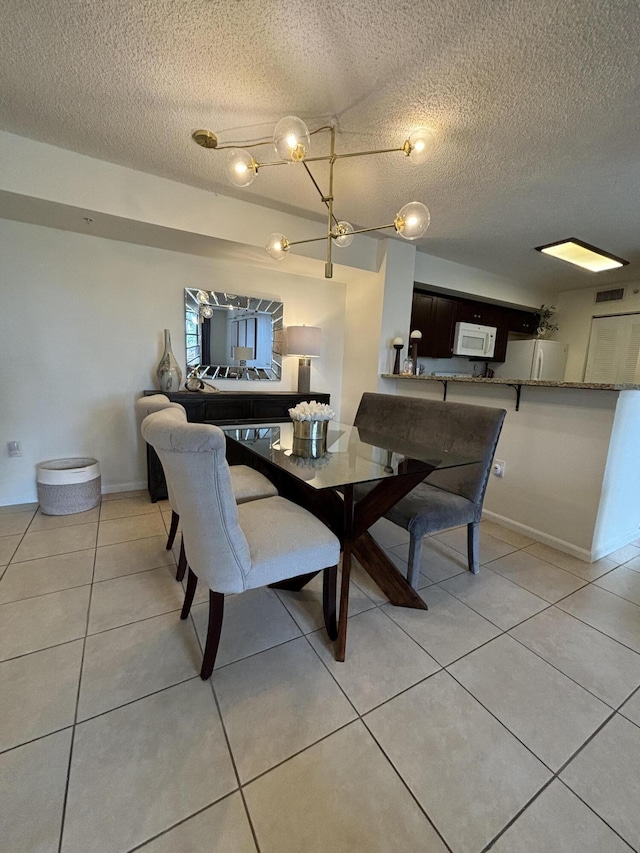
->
<box><xmin>184</xmin><ymin>288</ymin><xmax>284</xmax><ymax>380</ymax></box>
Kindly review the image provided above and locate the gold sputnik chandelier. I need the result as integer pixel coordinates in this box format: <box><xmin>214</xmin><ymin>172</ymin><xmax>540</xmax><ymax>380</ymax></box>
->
<box><xmin>192</xmin><ymin>117</ymin><xmax>433</xmax><ymax>278</ymax></box>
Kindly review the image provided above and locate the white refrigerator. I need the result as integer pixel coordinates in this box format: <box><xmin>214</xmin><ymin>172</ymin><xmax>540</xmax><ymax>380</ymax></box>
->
<box><xmin>493</xmin><ymin>339</ymin><xmax>568</xmax><ymax>381</ymax></box>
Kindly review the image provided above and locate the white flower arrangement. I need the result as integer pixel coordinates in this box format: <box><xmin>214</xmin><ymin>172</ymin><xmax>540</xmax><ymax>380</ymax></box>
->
<box><xmin>288</xmin><ymin>400</ymin><xmax>336</xmax><ymax>421</ymax></box>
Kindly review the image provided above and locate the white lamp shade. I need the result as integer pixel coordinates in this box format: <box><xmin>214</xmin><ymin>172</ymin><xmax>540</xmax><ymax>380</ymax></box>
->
<box><xmin>232</xmin><ymin>346</ymin><xmax>253</xmax><ymax>361</ymax></box>
<box><xmin>286</xmin><ymin>326</ymin><xmax>322</xmax><ymax>357</ymax></box>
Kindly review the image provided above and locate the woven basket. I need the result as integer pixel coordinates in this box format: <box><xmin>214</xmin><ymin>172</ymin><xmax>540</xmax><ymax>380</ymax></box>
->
<box><xmin>37</xmin><ymin>458</ymin><xmax>101</xmax><ymax>515</ymax></box>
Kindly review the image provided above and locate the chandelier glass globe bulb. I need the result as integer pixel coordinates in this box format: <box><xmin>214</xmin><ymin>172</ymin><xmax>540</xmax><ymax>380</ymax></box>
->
<box><xmin>273</xmin><ymin>116</ymin><xmax>311</xmax><ymax>162</ymax></box>
<box><xmin>333</xmin><ymin>221</ymin><xmax>355</xmax><ymax>248</ymax></box>
<box><xmin>200</xmin><ymin>305</ymin><xmax>214</xmax><ymax>319</ymax></box>
<box><xmin>394</xmin><ymin>201</ymin><xmax>430</xmax><ymax>240</ymax></box>
<box><xmin>406</xmin><ymin>128</ymin><xmax>433</xmax><ymax>165</ymax></box>
<box><xmin>265</xmin><ymin>233</ymin><xmax>290</xmax><ymax>260</ymax></box>
<box><xmin>226</xmin><ymin>149</ymin><xmax>257</xmax><ymax>186</ymax></box>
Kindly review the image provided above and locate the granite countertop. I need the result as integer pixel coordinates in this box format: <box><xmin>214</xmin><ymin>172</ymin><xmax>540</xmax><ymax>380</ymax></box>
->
<box><xmin>380</xmin><ymin>374</ymin><xmax>640</xmax><ymax>391</ymax></box>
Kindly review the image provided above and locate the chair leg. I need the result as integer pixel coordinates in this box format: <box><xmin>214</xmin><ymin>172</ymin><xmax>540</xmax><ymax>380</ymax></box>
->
<box><xmin>166</xmin><ymin>510</ymin><xmax>179</xmax><ymax>550</ymax></box>
<box><xmin>407</xmin><ymin>535</ymin><xmax>423</xmax><ymax>588</ymax></box>
<box><xmin>322</xmin><ymin>565</ymin><xmax>338</xmax><ymax>641</ymax></box>
<box><xmin>181</xmin><ymin>567</ymin><xmax>198</xmax><ymax>620</ymax></box>
<box><xmin>175</xmin><ymin>536</ymin><xmax>187</xmax><ymax>581</ymax></box>
<box><xmin>201</xmin><ymin>591</ymin><xmax>225</xmax><ymax>680</ymax></box>
<box><xmin>467</xmin><ymin>522</ymin><xmax>480</xmax><ymax>574</ymax></box>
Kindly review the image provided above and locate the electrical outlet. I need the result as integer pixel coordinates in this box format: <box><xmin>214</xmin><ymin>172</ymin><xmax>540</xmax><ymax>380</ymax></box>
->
<box><xmin>492</xmin><ymin>459</ymin><xmax>506</xmax><ymax>477</ymax></box>
<box><xmin>7</xmin><ymin>441</ymin><xmax>22</xmax><ymax>457</ymax></box>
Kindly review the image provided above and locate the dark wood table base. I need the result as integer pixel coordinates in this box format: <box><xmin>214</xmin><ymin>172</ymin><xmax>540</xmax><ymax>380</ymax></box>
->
<box><xmin>352</xmin><ymin>532</ymin><xmax>428</xmax><ymax>610</ymax></box>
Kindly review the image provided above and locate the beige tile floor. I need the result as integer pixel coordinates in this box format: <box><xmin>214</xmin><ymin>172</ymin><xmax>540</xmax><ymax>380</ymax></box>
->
<box><xmin>0</xmin><ymin>497</ymin><xmax>640</xmax><ymax>852</ymax></box>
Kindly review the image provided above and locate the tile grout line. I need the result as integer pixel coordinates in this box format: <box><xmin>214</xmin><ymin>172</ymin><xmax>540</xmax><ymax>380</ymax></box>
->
<box><xmin>56</xmin><ymin>530</ymin><xmax>99</xmax><ymax>853</ymax></box>
<box><xmin>589</xmin><ymin>577</ymin><xmax>640</xmax><ymax>609</ymax></box>
<box><xmin>478</xmin><ymin>775</ymin><xmax>558</xmax><ymax>852</ymax></box>
<box><xmin>206</xmin><ymin>592</ymin><xmax>454</xmax><ymax>845</ymax></box>
<box><xmin>505</xmin><ymin>628</ymin><xmax>636</xmax><ymax>710</ymax></box>
<box><xmin>554</xmin><ymin>778</ymin><xmax>640</xmax><ymax>853</ymax></box>
<box><xmin>123</xmin><ymin>792</ymin><xmax>249</xmax><ymax>853</ymax></box>
<box><xmin>443</xmin><ymin>662</ymin><xmax>639</xmax><ymax>853</ymax></box>
<box><xmin>435</xmin><ymin>553</ymin><xmax>640</xmax><ymax>658</ymax></box>
<box><xmin>0</xmin><ymin>507</ymin><xmax>36</xmax><ymax>566</ymax></box>
<box><xmin>359</xmin><ymin>715</ymin><xmax>456</xmax><ymax>853</ymax></box>
<box><xmin>190</xmin><ymin>610</ymin><xmax>264</xmax><ymax>853</ymax></box>
<box><xmin>550</xmin><ymin>605</ymin><xmax>640</xmax><ymax>658</ymax></box>
<box><xmin>0</xmin><ymin>722</ymin><xmax>75</xmax><ymax>759</ymax></box>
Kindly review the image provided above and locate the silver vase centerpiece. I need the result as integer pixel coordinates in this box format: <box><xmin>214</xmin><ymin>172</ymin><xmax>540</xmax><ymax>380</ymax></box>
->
<box><xmin>289</xmin><ymin>400</ymin><xmax>335</xmax><ymax>458</ymax></box>
<box><xmin>156</xmin><ymin>329</ymin><xmax>183</xmax><ymax>392</ymax></box>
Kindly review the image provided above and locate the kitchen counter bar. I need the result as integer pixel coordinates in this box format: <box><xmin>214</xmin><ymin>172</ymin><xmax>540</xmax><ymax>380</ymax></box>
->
<box><xmin>381</xmin><ymin>374</ymin><xmax>640</xmax><ymax>391</ymax></box>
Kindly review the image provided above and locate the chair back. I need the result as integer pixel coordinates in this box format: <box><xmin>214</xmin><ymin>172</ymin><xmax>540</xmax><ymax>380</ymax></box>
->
<box><xmin>354</xmin><ymin>392</ymin><xmax>505</xmax><ymax>504</ymax></box>
<box><xmin>134</xmin><ymin>395</ymin><xmax>186</xmax><ymax>510</ymax></box>
<box><xmin>134</xmin><ymin>394</ymin><xmax>186</xmax><ymax>429</ymax></box>
<box><xmin>141</xmin><ymin>410</ymin><xmax>252</xmax><ymax>593</ymax></box>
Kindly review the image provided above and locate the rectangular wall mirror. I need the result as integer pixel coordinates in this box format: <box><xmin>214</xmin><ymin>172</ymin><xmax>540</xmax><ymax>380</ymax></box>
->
<box><xmin>184</xmin><ymin>288</ymin><xmax>283</xmax><ymax>380</ymax></box>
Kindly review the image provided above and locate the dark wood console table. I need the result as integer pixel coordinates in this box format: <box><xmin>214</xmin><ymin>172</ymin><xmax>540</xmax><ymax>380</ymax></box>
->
<box><xmin>142</xmin><ymin>390</ymin><xmax>331</xmax><ymax>501</ymax></box>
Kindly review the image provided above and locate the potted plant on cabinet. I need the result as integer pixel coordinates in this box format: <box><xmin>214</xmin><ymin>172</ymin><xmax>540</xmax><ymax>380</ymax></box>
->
<box><xmin>535</xmin><ymin>305</ymin><xmax>559</xmax><ymax>338</ymax></box>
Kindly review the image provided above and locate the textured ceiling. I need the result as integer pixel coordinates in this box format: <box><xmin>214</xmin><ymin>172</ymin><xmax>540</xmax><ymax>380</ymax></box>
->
<box><xmin>1</xmin><ymin>0</ymin><xmax>640</xmax><ymax>290</ymax></box>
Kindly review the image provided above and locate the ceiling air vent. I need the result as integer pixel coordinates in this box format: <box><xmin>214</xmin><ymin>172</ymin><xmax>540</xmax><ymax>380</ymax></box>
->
<box><xmin>595</xmin><ymin>287</ymin><xmax>625</xmax><ymax>304</ymax></box>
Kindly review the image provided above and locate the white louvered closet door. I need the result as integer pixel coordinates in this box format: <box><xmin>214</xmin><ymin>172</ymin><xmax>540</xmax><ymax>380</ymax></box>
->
<box><xmin>584</xmin><ymin>314</ymin><xmax>640</xmax><ymax>383</ymax></box>
<box><xmin>618</xmin><ymin>315</ymin><xmax>640</xmax><ymax>382</ymax></box>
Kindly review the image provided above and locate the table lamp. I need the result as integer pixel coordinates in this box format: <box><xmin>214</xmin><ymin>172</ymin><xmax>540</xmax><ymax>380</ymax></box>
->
<box><xmin>409</xmin><ymin>329</ymin><xmax>422</xmax><ymax>374</ymax></box>
<box><xmin>392</xmin><ymin>337</ymin><xmax>404</xmax><ymax>375</ymax></box>
<box><xmin>232</xmin><ymin>346</ymin><xmax>254</xmax><ymax>378</ymax></box>
<box><xmin>286</xmin><ymin>325</ymin><xmax>322</xmax><ymax>393</ymax></box>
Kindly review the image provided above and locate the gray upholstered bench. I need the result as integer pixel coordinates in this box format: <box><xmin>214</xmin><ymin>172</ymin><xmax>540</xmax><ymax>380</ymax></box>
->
<box><xmin>354</xmin><ymin>393</ymin><xmax>506</xmax><ymax>587</ymax></box>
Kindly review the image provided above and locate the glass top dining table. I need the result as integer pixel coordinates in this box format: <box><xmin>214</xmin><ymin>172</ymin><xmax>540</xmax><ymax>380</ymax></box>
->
<box><xmin>221</xmin><ymin>421</ymin><xmax>476</xmax><ymax>491</ymax></box>
<box><xmin>222</xmin><ymin>420</ymin><xmax>479</xmax><ymax>661</ymax></box>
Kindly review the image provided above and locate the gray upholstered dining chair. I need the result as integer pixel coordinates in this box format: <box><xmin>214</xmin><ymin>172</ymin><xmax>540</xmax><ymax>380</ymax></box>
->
<box><xmin>141</xmin><ymin>409</ymin><xmax>340</xmax><ymax>679</ymax></box>
<box><xmin>354</xmin><ymin>393</ymin><xmax>506</xmax><ymax>587</ymax></box>
<box><xmin>134</xmin><ymin>395</ymin><xmax>278</xmax><ymax>579</ymax></box>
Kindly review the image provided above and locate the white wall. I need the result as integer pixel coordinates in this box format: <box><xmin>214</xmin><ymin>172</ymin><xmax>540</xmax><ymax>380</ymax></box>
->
<box><xmin>415</xmin><ymin>251</ymin><xmax>556</xmax><ymax>309</ymax></box>
<box><xmin>592</xmin><ymin>390</ymin><xmax>640</xmax><ymax>558</ymax></box>
<box><xmin>339</xmin><ymin>267</ymin><xmax>385</xmax><ymax>426</ymax></box>
<box><xmin>555</xmin><ymin>280</ymin><xmax>640</xmax><ymax>380</ymax></box>
<box><xmin>377</xmin><ymin>240</ymin><xmax>417</xmax><ymax>386</ymax></box>
<box><xmin>0</xmin><ymin>219</ymin><xmax>346</xmax><ymax>504</ymax></box>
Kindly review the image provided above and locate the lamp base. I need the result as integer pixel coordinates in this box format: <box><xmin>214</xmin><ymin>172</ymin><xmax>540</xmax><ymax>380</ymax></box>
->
<box><xmin>297</xmin><ymin>358</ymin><xmax>312</xmax><ymax>394</ymax></box>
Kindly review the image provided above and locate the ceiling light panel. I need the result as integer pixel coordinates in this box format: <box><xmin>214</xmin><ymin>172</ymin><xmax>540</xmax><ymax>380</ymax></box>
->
<box><xmin>536</xmin><ymin>238</ymin><xmax>629</xmax><ymax>272</ymax></box>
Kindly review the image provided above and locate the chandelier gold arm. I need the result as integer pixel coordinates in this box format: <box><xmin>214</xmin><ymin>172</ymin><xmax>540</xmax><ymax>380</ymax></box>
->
<box><xmin>286</xmin><ymin>221</ymin><xmax>396</xmax><ymax>248</ymax></box>
<box><xmin>193</xmin><ymin>124</ymin><xmax>335</xmax><ymax>151</ymax></box>
<box><xmin>303</xmin><ymin>162</ymin><xmax>340</xmax><ymax>229</ymax></box>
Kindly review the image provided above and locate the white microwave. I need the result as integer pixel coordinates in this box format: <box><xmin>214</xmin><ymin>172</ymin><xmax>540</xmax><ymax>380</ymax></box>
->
<box><xmin>453</xmin><ymin>322</ymin><xmax>497</xmax><ymax>358</ymax></box>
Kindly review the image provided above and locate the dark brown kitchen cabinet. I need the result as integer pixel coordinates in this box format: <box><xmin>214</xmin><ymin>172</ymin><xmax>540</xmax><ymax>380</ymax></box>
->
<box><xmin>507</xmin><ymin>309</ymin><xmax>538</xmax><ymax>335</ymax></box>
<box><xmin>411</xmin><ymin>288</ymin><xmax>538</xmax><ymax>363</ymax></box>
<box><xmin>410</xmin><ymin>292</ymin><xmax>433</xmax><ymax>356</ymax></box>
<box><xmin>410</xmin><ymin>292</ymin><xmax>457</xmax><ymax>357</ymax></box>
<box><xmin>455</xmin><ymin>300</ymin><xmax>502</xmax><ymax>327</ymax></box>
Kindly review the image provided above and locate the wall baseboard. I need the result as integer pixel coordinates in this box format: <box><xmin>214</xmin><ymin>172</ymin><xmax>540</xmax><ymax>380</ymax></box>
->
<box><xmin>482</xmin><ymin>510</ymin><xmax>593</xmax><ymax>563</ymax></box>
<box><xmin>484</xmin><ymin>511</ymin><xmax>640</xmax><ymax>562</ymax></box>
<box><xmin>102</xmin><ymin>481</ymin><xmax>147</xmax><ymax>495</ymax></box>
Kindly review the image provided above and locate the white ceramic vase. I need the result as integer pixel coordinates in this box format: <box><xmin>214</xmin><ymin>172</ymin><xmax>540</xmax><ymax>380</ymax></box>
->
<box><xmin>156</xmin><ymin>329</ymin><xmax>182</xmax><ymax>392</ymax></box>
